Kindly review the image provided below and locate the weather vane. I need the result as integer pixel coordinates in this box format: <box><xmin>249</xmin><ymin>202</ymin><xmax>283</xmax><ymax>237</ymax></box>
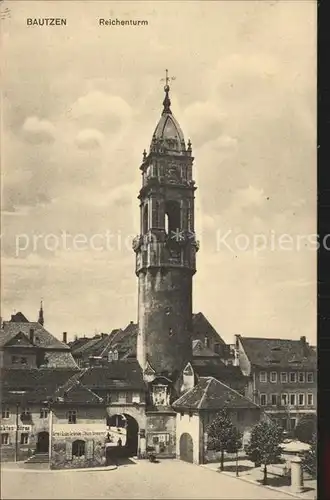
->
<box><xmin>160</xmin><ymin>69</ymin><xmax>176</xmax><ymax>88</ymax></box>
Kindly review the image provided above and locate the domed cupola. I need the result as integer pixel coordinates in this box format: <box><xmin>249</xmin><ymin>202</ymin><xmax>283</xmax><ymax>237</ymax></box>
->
<box><xmin>150</xmin><ymin>81</ymin><xmax>186</xmax><ymax>155</ymax></box>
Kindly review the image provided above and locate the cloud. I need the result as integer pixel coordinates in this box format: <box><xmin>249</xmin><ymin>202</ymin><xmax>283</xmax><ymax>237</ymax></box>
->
<box><xmin>21</xmin><ymin>116</ymin><xmax>56</xmax><ymax>144</ymax></box>
<box><xmin>2</xmin><ymin>0</ymin><xmax>316</xmax><ymax>342</ymax></box>
<box><xmin>75</xmin><ymin>128</ymin><xmax>104</xmax><ymax>150</ymax></box>
<box><xmin>183</xmin><ymin>101</ymin><xmax>227</xmax><ymax>146</ymax></box>
<box><xmin>70</xmin><ymin>91</ymin><xmax>132</xmax><ymax>133</ymax></box>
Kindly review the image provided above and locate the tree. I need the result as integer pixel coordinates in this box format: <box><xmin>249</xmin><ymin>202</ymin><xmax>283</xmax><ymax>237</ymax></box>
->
<box><xmin>294</xmin><ymin>414</ymin><xmax>317</xmax><ymax>444</ymax></box>
<box><xmin>207</xmin><ymin>409</ymin><xmax>242</xmax><ymax>471</ymax></box>
<box><xmin>302</xmin><ymin>433</ymin><xmax>317</xmax><ymax>477</ymax></box>
<box><xmin>245</xmin><ymin>420</ymin><xmax>284</xmax><ymax>485</ymax></box>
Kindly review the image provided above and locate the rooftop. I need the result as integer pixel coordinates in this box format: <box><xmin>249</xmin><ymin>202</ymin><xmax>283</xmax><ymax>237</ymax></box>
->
<box><xmin>237</xmin><ymin>335</ymin><xmax>317</xmax><ymax>369</ymax></box>
<box><xmin>172</xmin><ymin>377</ymin><xmax>259</xmax><ymax>411</ymax></box>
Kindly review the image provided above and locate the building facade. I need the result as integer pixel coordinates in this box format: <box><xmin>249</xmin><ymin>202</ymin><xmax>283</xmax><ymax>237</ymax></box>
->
<box><xmin>235</xmin><ymin>335</ymin><xmax>317</xmax><ymax>431</ymax></box>
<box><xmin>172</xmin><ymin>377</ymin><xmax>266</xmax><ymax>464</ymax></box>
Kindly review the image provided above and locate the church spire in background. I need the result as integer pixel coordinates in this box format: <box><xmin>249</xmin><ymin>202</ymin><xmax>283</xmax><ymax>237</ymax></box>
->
<box><xmin>38</xmin><ymin>300</ymin><xmax>44</xmax><ymax>326</ymax></box>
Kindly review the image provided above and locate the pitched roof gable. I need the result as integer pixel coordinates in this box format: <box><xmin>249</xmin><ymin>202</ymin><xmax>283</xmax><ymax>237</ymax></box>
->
<box><xmin>238</xmin><ymin>336</ymin><xmax>317</xmax><ymax>369</ymax></box>
<box><xmin>53</xmin><ymin>371</ymin><xmax>104</xmax><ymax>405</ymax></box>
<box><xmin>172</xmin><ymin>377</ymin><xmax>259</xmax><ymax>411</ymax></box>
<box><xmin>192</xmin><ymin>312</ymin><xmax>226</xmax><ymax>345</ymax></box>
<box><xmin>3</xmin><ymin>331</ymin><xmax>35</xmax><ymax>348</ymax></box>
<box><xmin>9</xmin><ymin>312</ymin><xmax>29</xmax><ymax>323</ymax></box>
<box><xmin>2</xmin><ymin>321</ymin><xmax>70</xmax><ymax>350</ymax></box>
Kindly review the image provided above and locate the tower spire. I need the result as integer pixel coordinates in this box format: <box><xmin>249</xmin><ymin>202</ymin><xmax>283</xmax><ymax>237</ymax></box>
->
<box><xmin>38</xmin><ymin>300</ymin><xmax>44</xmax><ymax>326</ymax></box>
<box><xmin>160</xmin><ymin>69</ymin><xmax>176</xmax><ymax>115</ymax></box>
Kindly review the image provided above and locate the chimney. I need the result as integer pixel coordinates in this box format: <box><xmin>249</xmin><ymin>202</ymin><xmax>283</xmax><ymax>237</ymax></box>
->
<box><xmin>29</xmin><ymin>328</ymin><xmax>34</xmax><ymax>344</ymax></box>
<box><xmin>130</xmin><ymin>320</ymin><xmax>134</xmax><ymax>325</ymax></box>
<box><xmin>62</xmin><ymin>332</ymin><xmax>67</xmax><ymax>344</ymax></box>
<box><xmin>300</xmin><ymin>336</ymin><xmax>309</xmax><ymax>356</ymax></box>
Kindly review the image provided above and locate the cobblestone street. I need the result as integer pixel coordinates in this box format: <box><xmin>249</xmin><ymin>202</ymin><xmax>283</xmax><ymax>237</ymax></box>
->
<box><xmin>2</xmin><ymin>459</ymin><xmax>296</xmax><ymax>500</ymax></box>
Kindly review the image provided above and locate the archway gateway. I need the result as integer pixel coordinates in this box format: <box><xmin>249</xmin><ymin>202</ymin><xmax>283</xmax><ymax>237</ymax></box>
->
<box><xmin>179</xmin><ymin>432</ymin><xmax>194</xmax><ymax>463</ymax></box>
<box><xmin>106</xmin><ymin>413</ymin><xmax>139</xmax><ymax>458</ymax></box>
<box><xmin>36</xmin><ymin>431</ymin><xmax>49</xmax><ymax>453</ymax></box>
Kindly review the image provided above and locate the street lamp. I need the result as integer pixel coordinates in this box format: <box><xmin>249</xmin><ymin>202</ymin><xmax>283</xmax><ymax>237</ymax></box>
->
<box><xmin>43</xmin><ymin>397</ymin><xmax>54</xmax><ymax>468</ymax></box>
<box><xmin>8</xmin><ymin>391</ymin><xmax>27</xmax><ymax>462</ymax></box>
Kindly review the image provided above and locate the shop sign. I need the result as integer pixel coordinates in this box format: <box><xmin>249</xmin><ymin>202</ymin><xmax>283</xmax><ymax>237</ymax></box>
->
<box><xmin>0</xmin><ymin>425</ymin><xmax>31</xmax><ymax>432</ymax></box>
<box><xmin>53</xmin><ymin>429</ymin><xmax>106</xmax><ymax>437</ymax></box>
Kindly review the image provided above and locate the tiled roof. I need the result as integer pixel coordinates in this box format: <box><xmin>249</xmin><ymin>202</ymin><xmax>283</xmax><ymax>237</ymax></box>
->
<box><xmin>42</xmin><ymin>351</ymin><xmax>79</xmax><ymax>369</ymax></box>
<box><xmin>1</xmin><ymin>368</ymin><xmax>79</xmax><ymax>404</ymax></box>
<box><xmin>1</xmin><ymin>321</ymin><xmax>70</xmax><ymax>350</ymax></box>
<box><xmin>192</xmin><ymin>360</ymin><xmax>244</xmax><ymax>380</ymax></box>
<box><xmin>192</xmin><ymin>340</ymin><xmax>219</xmax><ymax>357</ymax></box>
<box><xmin>192</xmin><ymin>312</ymin><xmax>226</xmax><ymax>345</ymax></box>
<box><xmin>172</xmin><ymin>377</ymin><xmax>259</xmax><ymax>411</ymax></box>
<box><xmin>238</xmin><ymin>336</ymin><xmax>317</xmax><ymax>369</ymax></box>
<box><xmin>9</xmin><ymin>312</ymin><xmax>29</xmax><ymax>322</ymax></box>
<box><xmin>53</xmin><ymin>371</ymin><xmax>104</xmax><ymax>405</ymax></box>
<box><xmin>68</xmin><ymin>337</ymin><xmax>90</xmax><ymax>350</ymax></box>
<box><xmin>79</xmin><ymin>360</ymin><xmax>146</xmax><ymax>391</ymax></box>
<box><xmin>72</xmin><ymin>336</ymin><xmax>103</xmax><ymax>355</ymax></box>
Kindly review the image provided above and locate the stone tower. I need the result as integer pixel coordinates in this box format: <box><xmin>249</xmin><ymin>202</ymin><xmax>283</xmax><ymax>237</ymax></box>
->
<box><xmin>133</xmin><ymin>79</ymin><xmax>199</xmax><ymax>381</ymax></box>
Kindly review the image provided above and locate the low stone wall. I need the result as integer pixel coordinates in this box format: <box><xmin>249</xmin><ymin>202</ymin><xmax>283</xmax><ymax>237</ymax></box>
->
<box><xmin>50</xmin><ymin>438</ymin><xmax>106</xmax><ymax>470</ymax></box>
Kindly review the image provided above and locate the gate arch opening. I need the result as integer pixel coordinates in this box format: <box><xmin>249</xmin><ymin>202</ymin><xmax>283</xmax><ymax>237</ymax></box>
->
<box><xmin>106</xmin><ymin>413</ymin><xmax>139</xmax><ymax>458</ymax></box>
<box><xmin>179</xmin><ymin>432</ymin><xmax>194</xmax><ymax>463</ymax></box>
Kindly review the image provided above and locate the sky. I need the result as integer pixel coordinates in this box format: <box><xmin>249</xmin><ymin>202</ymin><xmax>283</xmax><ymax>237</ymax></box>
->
<box><xmin>1</xmin><ymin>0</ymin><xmax>317</xmax><ymax>344</ymax></box>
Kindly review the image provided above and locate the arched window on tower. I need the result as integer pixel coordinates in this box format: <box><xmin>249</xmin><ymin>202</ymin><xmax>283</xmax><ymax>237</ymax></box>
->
<box><xmin>164</xmin><ymin>200</ymin><xmax>181</xmax><ymax>236</ymax></box>
<box><xmin>152</xmin><ymin>200</ymin><xmax>161</xmax><ymax>228</ymax></box>
<box><xmin>142</xmin><ymin>203</ymin><xmax>149</xmax><ymax>234</ymax></box>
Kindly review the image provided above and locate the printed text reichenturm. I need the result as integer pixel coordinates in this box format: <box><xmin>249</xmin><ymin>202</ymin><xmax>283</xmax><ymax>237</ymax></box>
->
<box><xmin>99</xmin><ymin>19</ymin><xmax>148</xmax><ymax>26</ymax></box>
<box><xmin>27</xmin><ymin>18</ymin><xmax>67</xmax><ymax>26</ymax></box>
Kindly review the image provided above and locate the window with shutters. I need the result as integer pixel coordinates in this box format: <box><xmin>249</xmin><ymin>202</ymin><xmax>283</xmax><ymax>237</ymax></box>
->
<box><xmin>298</xmin><ymin>393</ymin><xmax>305</xmax><ymax>406</ymax></box>
<box><xmin>2</xmin><ymin>408</ymin><xmax>10</xmax><ymax>419</ymax></box>
<box><xmin>40</xmin><ymin>408</ymin><xmax>48</xmax><ymax>419</ymax></box>
<box><xmin>67</xmin><ymin>410</ymin><xmax>77</xmax><ymax>424</ymax></box>
<box><xmin>307</xmin><ymin>393</ymin><xmax>314</xmax><ymax>406</ymax></box>
<box><xmin>289</xmin><ymin>394</ymin><xmax>296</xmax><ymax>406</ymax></box>
<box><xmin>72</xmin><ymin>440</ymin><xmax>85</xmax><ymax>457</ymax></box>
<box><xmin>20</xmin><ymin>433</ymin><xmax>29</xmax><ymax>445</ymax></box>
<box><xmin>271</xmin><ymin>394</ymin><xmax>278</xmax><ymax>406</ymax></box>
<box><xmin>260</xmin><ymin>394</ymin><xmax>267</xmax><ymax>406</ymax></box>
